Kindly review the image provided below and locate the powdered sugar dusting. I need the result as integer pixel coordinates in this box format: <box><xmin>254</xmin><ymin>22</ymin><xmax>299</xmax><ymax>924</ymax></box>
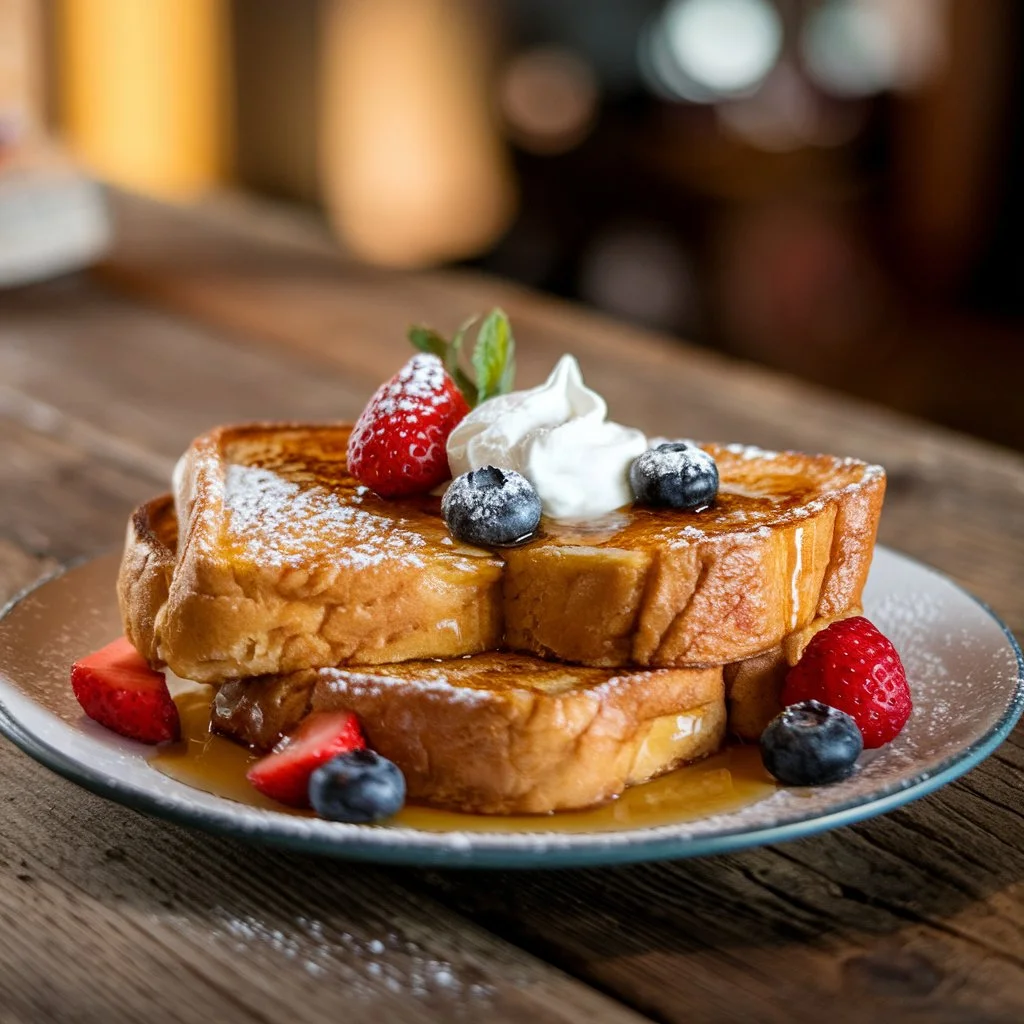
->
<box><xmin>224</xmin><ymin>463</ymin><xmax>428</xmax><ymax>570</ymax></box>
<box><xmin>205</xmin><ymin>909</ymin><xmax>496</xmax><ymax>1005</ymax></box>
<box><xmin>721</xmin><ymin>441</ymin><xmax>884</xmax><ymax>481</ymax></box>
<box><xmin>317</xmin><ymin>666</ymin><xmax>494</xmax><ymax>705</ymax></box>
<box><xmin>443</xmin><ymin>468</ymin><xmax>539</xmax><ymax>524</ymax></box>
<box><xmin>647</xmin><ymin>442</ymin><xmax>718</xmax><ymax>478</ymax></box>
<box><xmin>315</xmin><ymin>661</ymin><xmax>681</xmax><ymax>707</ymax></box>
<box><xmin>724</xmin><ymin>442</ymin><xmax>779</xmax><ymax>461</ymax></box>
<box><xmin>371</xmin><ymin>353</ymin><xmax>453</xmax><ymax>417</ymax></box>
<box><xmin>636</xmin><ymin>443</ymin><xmax>884</xmax><ymax>547</ymax></box>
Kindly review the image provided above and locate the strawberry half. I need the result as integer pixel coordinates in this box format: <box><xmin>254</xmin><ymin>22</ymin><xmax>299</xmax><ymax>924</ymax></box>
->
<box><xmin>246</xmin><ymin>711</ymin><xmax>366</xmax><ymax>807</ymax></box>
<box><xmin>71</xmin><ymin>637</ymin><xmax>180</xmax><ymax>744</ymax></box>
<box><xmin>782</xmin><ymin>616</ymin><xmax>912</xmax><ymax>749</ymax></box>
<box><xmin>347</xmin><ymin>353</ymin><xmax>470</xmax><ymax>498</ymax></box>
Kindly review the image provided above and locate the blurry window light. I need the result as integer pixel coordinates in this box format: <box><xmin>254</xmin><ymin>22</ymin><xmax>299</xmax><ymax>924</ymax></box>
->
<box><xmin>638</xmin><ymin>15</ymin><xmax>719</xmax><ymax>104</ymax></box>
<box><xmin>863</xmin><ymin>0</ymin><xmax>948</xmax><ymax>92</ymax></box>
<box><xmin>717</xmin><ymin>59</ymin><xmax>866</xmax><ymax>151</ymax></box>
<box><xmin>319</xmin><ymin>0</ymin><xmax>515</xmax><ymax>268</ymax></box>
<box><xmin>801</xmin><ymin>0</ymin><xmax>901</xmax><ymax>98</ymax></box>
<box><xmin>499</xmin><ymin>47</ymin><xmax>599</xmax><ymax>155</ymax></box>
<box><xmin>643</xmin><ymin>0</ymin><xmax>783</xmax><ymax>103</ymax></box>
<box><xmin>716</xmin><ymin>60</ymin><xmax>818</xmax><ymax>152</ymax></box>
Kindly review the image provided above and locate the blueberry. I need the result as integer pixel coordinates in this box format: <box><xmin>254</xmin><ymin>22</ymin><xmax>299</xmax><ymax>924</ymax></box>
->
<box><xmin>308</xmin><ymin>749</ymin><xmax>406</xmax><ymax>823</ymax></box>
<box><xmin>442</xmin><ymin>466</ymin><xmax>542</xmax><ymax>546</ymax></box>
<box><xmin>760</xmin><ymin>700</ymin><xmax>863</xmax><ymax>786</ymax></box>
<box><xmin>629</xmin><ymin>443</ymin><xmax>719</xmax><ymax>510</ymax></box>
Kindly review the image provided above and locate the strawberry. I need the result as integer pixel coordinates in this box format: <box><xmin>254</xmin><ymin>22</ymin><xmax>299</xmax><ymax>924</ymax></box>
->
<box><xmin>347</xmin><ymin>353</ymin><xmax>470</xmax><ymax>498</ymax></box>
<box><xmin>348</xmin><ymin>309</ymin><xmax>517</xmax><ymax>498</ymax></box>
<box><xmin>246</xmin><ymin>711</ymin><xmax>366</xmax><ymax>807</ymax></box>
<box><xmin>782</xmin><ymin>616</ymin><xmax>912</xmax><ymax>749</ymax></box>
<box><xmin>71</xmin><ymin>637</ymin><xmax>180</xmax><ymax>744</ymax></box>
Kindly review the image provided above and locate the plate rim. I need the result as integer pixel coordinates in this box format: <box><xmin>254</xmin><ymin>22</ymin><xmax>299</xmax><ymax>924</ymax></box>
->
<box><xmin>0</xmin><ymin>547</ymin><xmax>1021</xmax><ymax>869</ymax></box>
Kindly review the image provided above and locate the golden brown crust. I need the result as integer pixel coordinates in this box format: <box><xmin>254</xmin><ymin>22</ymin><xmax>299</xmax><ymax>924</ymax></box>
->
<box><xmin>213</xmin><ymin>654</ymin><xmax>725</xmax><ymax>814</ymax></box>
<box><xmin>210</xmin><ymin>608</ymin><xmax>855</xmax><ymax>814</ymax></box>
<box><xmin>503</xmin><ymin>443</ymin><xmax>885</xmax><ymax>667</ymax></box>
<box><xmin>724</xmin><ymin>607</ymin><xmax>862</xmax><ymax>741</ymax></box>
<box><xmin>155</xmin><ymin>425</ymin><xmax>505</xmax><ymax>682</ymax></box>
<box><xmin>119</xmin><ymin>426</ymin><xmax>884</xmax><ymax>681</ymax></box>
<box><xmin>116</xmin><ymin>494</ymin><xmax>178</xmax><ymax>665</ymax></box>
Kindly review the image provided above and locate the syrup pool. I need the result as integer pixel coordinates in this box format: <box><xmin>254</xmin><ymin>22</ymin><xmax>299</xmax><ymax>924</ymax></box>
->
<box><xmin>151</xmin><ymin>686</ymin><xmax>777</xmax><ymax>833</ymax></box>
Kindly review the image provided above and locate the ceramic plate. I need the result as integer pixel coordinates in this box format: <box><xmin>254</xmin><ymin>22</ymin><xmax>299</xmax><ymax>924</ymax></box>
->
<box><xmin>0</xmin><ymin>548</ymin><xmax>1020</xmax><ymax>868</ymax></box>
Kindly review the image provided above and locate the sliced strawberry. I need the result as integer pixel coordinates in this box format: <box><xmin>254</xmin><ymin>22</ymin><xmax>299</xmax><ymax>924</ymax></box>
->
<box><xmin>347</xmin><ymin>353</ymin><xmax>470</xmax><ymax>498</ymax></box>
<box><xmin>782</xmin><ymin>616</ymin><xmax>912</xmax><ymax>749</ymax></box>
<box><xmin>246</xmin><ymin>711</ymin><xmax>366</xmax><ymax>807</ymax></box>
<box><xmin>71</xmin><ymin>637</ymin><xmax>180</xmax><ymax>744</ymax></box>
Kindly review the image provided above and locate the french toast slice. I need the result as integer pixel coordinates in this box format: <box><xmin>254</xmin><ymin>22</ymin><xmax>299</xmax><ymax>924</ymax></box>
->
<box><xmin>213</xmin><ymin>654</ymin><xmax>725</xmax><ymax>814</ymax></box>
<box><xmin>118</xmin><ymin>493</ymin><xmax>177</xmax><ymax>665</ymax></box>
<box><xmin>120</xmin><ymin>425</ymin><xmax>883</xmax><ymax>681</ymax></box>
<box><xmin>504</xmin><ymin>443</ymin><xmax>884</xmax><ymax>666</ymax></box>
<box><xmin>121</xmin><ymin>490</ymin><xmax>854</xmax><ymax>757</ymax></box>
<box><xmin>152</xmin><ymin>424</ymin><xmax>505</xmax><ymax>683</ymax></box>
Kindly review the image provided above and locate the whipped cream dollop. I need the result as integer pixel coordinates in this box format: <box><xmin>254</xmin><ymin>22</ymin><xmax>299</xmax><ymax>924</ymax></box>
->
<box><xmin>446</xmin><ymin>355</ymin><xmax>648</xmax><ymax>519</ymax></box>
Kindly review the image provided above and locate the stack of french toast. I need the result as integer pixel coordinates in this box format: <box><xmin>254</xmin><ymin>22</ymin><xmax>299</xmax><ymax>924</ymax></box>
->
<box><xmin>115</xmin><ymin>398</ymin><xmax>886</xmax><ymax>814</ymax></box>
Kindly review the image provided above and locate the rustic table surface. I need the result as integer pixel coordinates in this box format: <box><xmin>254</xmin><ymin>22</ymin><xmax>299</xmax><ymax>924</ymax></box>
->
<box><xmin>1</xmin><ymin>192</ymin><xmax>1023</xmax><ymax>1024</ymax></box>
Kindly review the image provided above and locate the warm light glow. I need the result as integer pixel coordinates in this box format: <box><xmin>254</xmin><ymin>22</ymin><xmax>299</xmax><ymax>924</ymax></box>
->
<box><xmin>801</xmin><ymin>0</ymin><xmax>898</xmax><ymax>97</ymax></box>
<box><xmin>0</xmin><ymin>0</ymin><xmax>43</xmax><ymax>138</ymax></box>
<box><xmin>57</xmin><ymin>0</ymin><xmax>229</xmax><ymax>197</ymax></box>
<box><xmin>499</xmin><ymin>47</ymin><xmax>598</xmax><ymax>155</ymax></box>
<box><xmin>319</xmin><ymin>0</ymin><xmax>516</xmax><ymax>268</ymax></box>
<box><xmin>662</xmin><ymin>0</ymin><xmax>782</xmax><ymax>98</ymax></box>
<box><xmin>717</xmin><ymin>60</ymin><xmax>866</xmax><ymax>151</ymax></box>
<box><xmin>874</xmin><ymin>0</ymin><xmax>949</xmax><ymax>92</ymax></box>
<box><xmin>717</xmin><ymin>62</ymin><xmax>818</xmax><ymax>152</ymax></box>
<box><xmin>638</xmin><ymin>15</ymin><xmax>715</xmax><ymax>103</ymax></box>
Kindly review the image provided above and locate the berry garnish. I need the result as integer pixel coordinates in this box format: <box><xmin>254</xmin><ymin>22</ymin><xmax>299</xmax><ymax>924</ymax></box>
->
<box><xmin>442</xmin><ymin>466</ymin><xmax>542</xmax><ymax>546</ymax></box>
<box><xmin>347</xmin><ymin>353</ymin><xmax>470</xmax><ymax>498</ymax></box>
<box><xmin>782</xmin><ymin>616</ymin><xmax>912</xmax><ymax>749</ymax></box>
<box><xmin>309</xmin><ymin>749</ymin><xmax>406</xmax><ymax>824</ymax></box>
<box><xmin>629</xmin><ymin>442</ymin><xmax>719</xmax><ymax>510</ymax></box>
<box><xmin>247</xmin><ymin>710</ymin><xmax>366</xmax><ymax>807</ymax></box>
<box><xmin>348</xmin><ymin>310</ymin><xmax>518</xmax><ymax>499</ymax></box>
<box><xmin>71</xmin><ymin>637</ymin><xmax>180</xmax><ymax>744</ymax></box>
<box><xmin>760</xmin><ymin>700</ymin><xmax>863</xmax><ymax>785</ymax></box>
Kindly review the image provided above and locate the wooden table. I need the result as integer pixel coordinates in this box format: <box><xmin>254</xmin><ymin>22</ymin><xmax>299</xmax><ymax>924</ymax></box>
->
<box><xmin>2</xmin><ymin>192</ymin><xmax>1023</xmax><ymax>1024</ymax></box>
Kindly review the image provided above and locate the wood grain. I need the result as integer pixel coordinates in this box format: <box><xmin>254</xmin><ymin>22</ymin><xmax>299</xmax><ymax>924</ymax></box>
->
<box><xmin>0</xmin><ymin>741</ymin><xmax>648</xmax><ymax>1024</ymax></box>
<box><xmin>0</xmin><ymin>192</ymin><xmax>1022</xmax><ymax>1023</ymax></box>
<box><xmin>0</xmin><ymin>293</ymin><xmax>650</xmax><ymax>1024</ymax></box>
<box><xmin>95</xmin><ymin>193</ymin><xmax>1024</xmax><ymax>634</ymax></box>
<box><xmin>407</xmin><ymin>786</ymin><xmax>1024</xmax><ymax>1023</ymax></box>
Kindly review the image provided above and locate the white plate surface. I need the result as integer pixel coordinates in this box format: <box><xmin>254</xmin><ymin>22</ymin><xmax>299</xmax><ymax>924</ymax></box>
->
<box><xmin>0</xmin><ymin>548</ymin><xmax>1020</xmax><ymax>868</ymax></box>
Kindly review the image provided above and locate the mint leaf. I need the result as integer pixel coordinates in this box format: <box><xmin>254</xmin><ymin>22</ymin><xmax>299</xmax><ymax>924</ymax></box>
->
<box><xmin>472</xmin><ymin>309</ymin><xmax>516</xmax><ymax>404</ymax></box>
<box><xmin>447</xmin><ymin>315</ymin><xmax>479</xmax><ymax>406</ymax></box>
<box><xmin>407</xmin><ymin>310</ymin><xmax>514</xmax><ymax>407</ymax></box>
<box><xmin>448</xmin><ymin>315</ymin><xmax>476</xmax><ymax>369</ymax></box>
<box><xmin>450</xmin><ymin>367</ymin><xmax>478</xmax><ymax>407</ymax></box>
<box><xmin>408</xmin><ymin>326</ymin><xmax>449</xmax><ymax>360</ymax></box>
<box><xmin>408</xmin><ymin>323</ymin><xmax>477</xmax><ymax>404</ymax></box>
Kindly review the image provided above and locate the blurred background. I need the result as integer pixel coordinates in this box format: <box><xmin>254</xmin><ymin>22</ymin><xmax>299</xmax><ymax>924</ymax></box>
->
<box><xmin>2</xmin><ymin>0</ymin><xmax>1022</xmax><ymax>448</ymax></box>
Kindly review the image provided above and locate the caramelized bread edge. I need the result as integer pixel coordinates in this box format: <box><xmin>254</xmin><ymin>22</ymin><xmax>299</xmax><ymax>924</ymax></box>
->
<box><xmin>154</xmin><ymin>425</ymin><xmax>504</xmax><ymax>683</ymax></box>
<box><xmin>503</xmin><ymin>447</ymin><xmax>884</xmax><ymax>667</ymax></box>
<box><xmin>215</xmin><ymin>661</ymin><xmax>725</xmax><ymax>814</ymax></box>
<box><xmin>121</xmin><ymin>426</ymin><xmax>884</xmax><ymax>679</ymax></box>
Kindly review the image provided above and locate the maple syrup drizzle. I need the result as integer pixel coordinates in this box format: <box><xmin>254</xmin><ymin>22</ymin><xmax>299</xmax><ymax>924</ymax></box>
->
<box><xmin>151</xmin><ymin>689</ymin><xmax>777</xmax><ymax>832</ymax></box>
